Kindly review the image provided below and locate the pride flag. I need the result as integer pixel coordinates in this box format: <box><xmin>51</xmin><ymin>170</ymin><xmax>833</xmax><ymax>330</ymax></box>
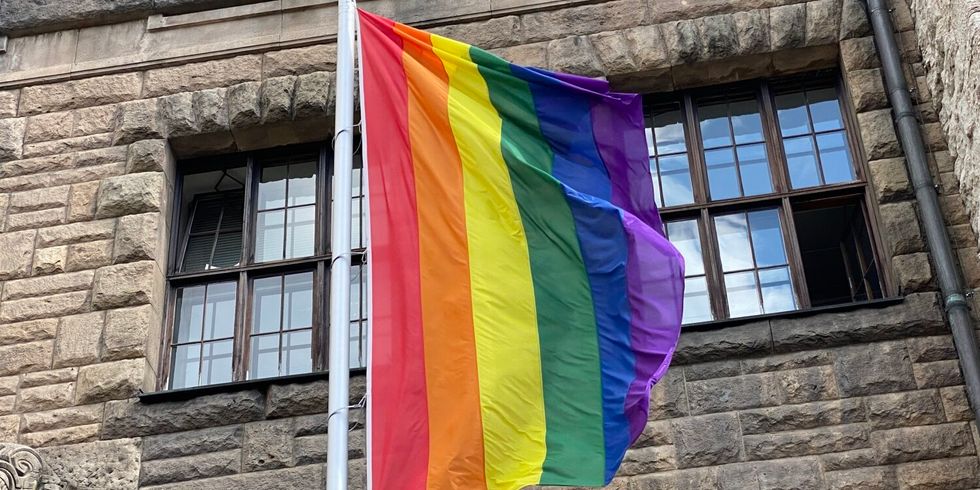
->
<box><xmin>359</xmin><ymin>9</ymin><xmax>685</xmax><ymax>490</ymax></box>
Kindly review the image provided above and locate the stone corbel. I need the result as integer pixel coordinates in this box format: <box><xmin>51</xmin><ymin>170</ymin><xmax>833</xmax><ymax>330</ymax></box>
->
<box><xmin>0</xmin><ymin>444</ymin><xmax>43</xmax><ymax>490</ymax></box>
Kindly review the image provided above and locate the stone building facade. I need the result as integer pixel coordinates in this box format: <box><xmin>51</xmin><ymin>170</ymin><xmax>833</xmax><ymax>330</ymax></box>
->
<box><xmin>0</xmin><ymin>0</ymin><xmax>979</xmax><ymax>488</ymax></box>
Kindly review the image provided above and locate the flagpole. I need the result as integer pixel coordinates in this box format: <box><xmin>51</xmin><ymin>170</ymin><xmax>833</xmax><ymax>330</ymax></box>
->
<box><xmin>327</xmin><ymin>0</ymin><xmax>357</xmax><ymax>489</ymax></box>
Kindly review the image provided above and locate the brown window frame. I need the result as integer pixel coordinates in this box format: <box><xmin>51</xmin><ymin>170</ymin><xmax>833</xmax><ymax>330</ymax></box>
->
<box><xmin>158</xmin><ymin>143</ymin><xmax>367</xmax><ymax>390</ymax></box>
<box><xmin>651</xmin><ymin>72</ymin><xmax>893</xmax><ymax>326</ymax></box>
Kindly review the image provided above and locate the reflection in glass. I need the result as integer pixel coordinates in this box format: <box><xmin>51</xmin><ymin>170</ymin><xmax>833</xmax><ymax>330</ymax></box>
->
<box><xmin>288</xmin><ymin>162</ymin><xmax>317</xmax><ymax>206</ymax></box>
<box><xmin>725</xmin><ymin>271</ymin><xmax>762</xmax><ymax>317</ymax></box>
<box><xmin>808</xmin><ymin>88</ymin><xmax>844</xmax><ymax>132</ymax></box>
<box><xmin>202</xmin><ymin>282</ymin><xmax>236</xmax><ymax>340</ymax></box>
<box><xmin>784</xmin><ymin>136</ymin><xmax>821</xmax><ymax>188</ymax></box>
<box><xmin>175</xmin><ymin>286</ymin><xmax>206</xmax><ymax>344</ymax></box>
<box><xmin>253</xmin><ymin>276</ymin><xmax>283</xmax><ymax>334</ymax></box>
<box><xmin>258</xmin><ymin>165</ymin><xmax>287</xmax><ymax>210</ymax></box>
<box><xmin>285</xmin><ymin>272</ymin><xmax>314</xmax><ymax>331</ymax></box>
<box><xmin>350</xmin><ymin>264</ymin><xmax>368</xmax><ymax>368</ymax></box>
<box><xmin>256</xmin><ymin>210</ymin><xmax>286</xmax><ymax>262</ymax></box>
<box><xmin>730</xmin><ymin>100</ymin><xmax>765</xmax><ymax>144</ymax></box>
<box><xmin>654</xmin><ymin>109</ymin><xmax>687</xmax><ymax>154</ymax></box>
<box><xmin>759</xmin><ymin>267</ymin><xmax>796</xmax><ymax>313</ymax></box>
<box><xmin>171</xmin><ymin>282</ymin><xmax>238</xmax><ymax>389</ymax></box>
<box><xmin>286</xmin><ymin>206</ymin><xmax>316</xmax><ymax>259</ymax></box>
<box><xmin>777</xmin><ymin>85</ymin><xmax>857</xmax><ymax>189</ymax></box>
<box><xmin>256</xmin><ymin>161</ymin><xmax>318</xmax><ymax>263</ymax></box>
<box><xmin>666</xmin><ymin>220</ymin><xmax>704</xmax><ymax>276</ymax></box>
<box><xmin>201</xmin><ymin>340</ymin><xmax>233</xmax><ymax>385</ymax></box>
<box><xmin>816</xmin><ymin>131</ymin><xmax>855</xmax><ymax>184</ymax></box>
<box><xmin>250</xmin><ymin>334</ymin><xmax>280</xmax><ymax>380</ymax></box>
<box><xmin>647</xmin><ymin>103</ymin><xmax>693</xmax><ymax>208</ymax></box>
<box><xmin>659</xmin><ymin>154</ymin><xmax>695</xmax><ymax>206</ymax></box>
<box><xmin>736</xmin><ymin>144</ymin><xmax>772</xmax><ymax>196</ymax></box>
<box><xmin>172</xmin><ymin>345</ymin><xmax>200</xmax><ymax>389</ymax></box>
<box><xmin>775</xmin><ymin>92</ymin><xmax>810</xmax><ymax>137</ymax></box>
<box><xmin>714</xmin><ymin>213</ymin><xmax>754</xmax><ymax>271</ymax></box>
<box><xmin>748</xmin><ymin>209</ymin><xmax>787</xmax><ymax>268</ymax></box>
<box><xmin>705</xmin><ymin>148</ymin><xmax>739</xmax><ymax>201</ymax></box>
<box><xmin>699</xmin><ymin>103</ymin><xmax>732</xmax><ymax>149</ymax></box>
<box><xmin>248</xmin><ymin>272</ymin><xmax>314</xmax><ymax>380</ymax></box>
<box><xmin>683</xmin><ymin>277</ymin><xmax>712</xmax><ymax>324</ymax></box>
<box><xmin>283</xmin><ymin>330</ymin><xmax>313</xmax><ymax>375</ymax></box>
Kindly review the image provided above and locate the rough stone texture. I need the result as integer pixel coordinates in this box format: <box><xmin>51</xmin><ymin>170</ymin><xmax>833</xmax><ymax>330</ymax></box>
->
<box><xmin>96</xmin><ymin>172</ymin><xmax>165</xmax><ymax>219</ymax></box>
<box><xmin>75</xmin><ymin>358</ymin><xmax>145</xmax><ymax>404</ymax></box>
<box><xmin>91</xmin><ymin>261</ymin><xmax>162</xmax><ymax>309</ymax></box>
<box><xmin>18</xmin><ymin>74</ymin><xmax>142</xmax><ymax>116</ymax></box>
<box><xmin>39</xmin><ymin>438</ymin><xmax>141</xmax><ymax>489</ymax></box>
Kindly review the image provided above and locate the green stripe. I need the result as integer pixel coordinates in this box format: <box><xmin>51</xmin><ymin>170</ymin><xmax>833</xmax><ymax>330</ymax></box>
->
<box><xmin>471</xmin><ymin>46</ymin><xmax>606</xmax><ymax>485</ymax></box>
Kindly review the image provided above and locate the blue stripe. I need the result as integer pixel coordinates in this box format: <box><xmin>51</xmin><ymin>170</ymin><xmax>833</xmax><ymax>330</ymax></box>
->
<box><xmin>522</xmin><ymin>73</ymin><xmax>635</xmax><ymax>481</ymax></box>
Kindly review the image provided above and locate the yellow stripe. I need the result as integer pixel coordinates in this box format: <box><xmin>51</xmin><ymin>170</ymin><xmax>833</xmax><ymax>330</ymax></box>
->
<box><xmin>430</xmin><ymin>34</ymin><xmax>547</xmax><ymax>490</ymax></box>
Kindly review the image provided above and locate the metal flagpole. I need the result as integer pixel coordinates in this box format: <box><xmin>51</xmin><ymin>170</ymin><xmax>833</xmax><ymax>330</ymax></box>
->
<box><xmin>327</xmin><ymin>0</ymin><xmax>356</xmax><ymax>489</ymax></box>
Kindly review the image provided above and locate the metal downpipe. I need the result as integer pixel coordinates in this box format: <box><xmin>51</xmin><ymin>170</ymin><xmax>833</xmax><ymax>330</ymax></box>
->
<box><xmin>865</xmin><ymin>0</ymin><xmax>980</xmax><ymax>422</ymax></box>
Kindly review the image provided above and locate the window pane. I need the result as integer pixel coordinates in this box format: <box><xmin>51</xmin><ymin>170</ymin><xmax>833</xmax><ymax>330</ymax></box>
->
<box><xmin>730</xmin><ymin>100</ymin><xmax>764</xmax><ymax>144</ymax></box>
<box><xmin>283</xmin><ymin>330</ymin><xmax>313</xmax><ymax>376</ymax></box>
<box><xmin>174</xmin><ymin>285</ymin><xmax>206</xmax><ymax>344</ymax></box>
<box><xmin>682</xmin><ymin>276</ymin><xmax>713</xmax><ymax>324</ymax></box>
<box><xmin>171</xmin><ymin>344</ymin><xmax>201</xmax><ymax>389</ymax></box>
<box><xmin>659</xmin><ymin>154</ymin><xmax>694</xmax><ymax>206</ymax></box>
<box><xmin>699</xmin><ymin>103</ymin><xmax>732</xmax><ymax>149</ymax></box>
<box><xmin>259</xmin><ymin>165</ymin><xmax>288</xmax><ymax>210</ymax></box>
<box><xmin>288</xmin><ymin>162</ymin><xmax>317</xmax><ymax>207</ymax></box>
<box><xmin>352</xmin><ymin>197</ymin><xmax>364</xmax><ymax>249</ymax></box>
<box><xmin>653</xmin><ymin>108</ymin><xmax>687</xmax><ymax>154</ymax></box>
<box><xmin>784</xmin><ymin>136</ymin><xmax>821</xmax><ymax>188</ymax></box>
<box><xmin>737</xmin><ymin>144</ymin><xmax>773</xmax><ymax>196</ymax></box>
<box><xmin>211</xmin><ymin>232</ymin><xmax>242</xmax><ymax>269</ymax></box>
<box><xmin>816</xmin><ymin>131</ymin><xmax>855</xmax><ymax>184</ymax></box>
<box><xmin>725</xmin><ymin>271</ymin><xmax>762</xmax><ymax>318</ymax></box>
<box><xmin>203</xmin><ymin>282</ymin><xmax>237</xmax><ymax>340</ymax></box>
<box><xmin>284</xmin><ymin>272</ymin><xmax>314</xmax><ymax>331</ymax></box>
<box><xmin>666</xmin><ymin>219</ymin><xmax>704</xmax><ymax>276</ymax></box>
<box><xmin>644</xmin><ymin>128</ymin><xmax>656</xmax><ymax>155</ymax></box>
<box><xmin>775</xmin><ymin>92</ymin><xmax>811</xmax><ymax>137</ymax></box>
<box><xmin>808</xmin><ymin>88</ymin><xmax>844</xmax><ymax>132</ymax></box>
<box><xmin>748</xmin><ymin>209</ymin><xmax>787</xmax><ymax>268</ymax></box>
<box><xmin>759</xmin><ymin>267</ymin><xmax>796</xmax><ymax>313</ymax></box>
<box><xmin>253</xmin><ymin>276</ymin><xmax>283</xmax><ymax>334</ymax></box>
<box><xmin>705</xmin><ymin>148</ymin><xmax>740</xmax><ymax>200</ymax></box>
<box><xmin>350</xmin><ymin>322</ymin><xmax>367</xmax><ymax>369</ymax></box>
<box><xmin>201</xmin><ymin>340</ymin><xmax>233</xmax><ymax>385</ymax></box>
<box><xmin>286</xmin><ymin>206</ymin><xmax>316</xmax><ymax>259</ymax></box>
<box><xmin>256</xmin><ymin>210</ymin><xmax>285</xmax><ymax>262</ymax></box>
<box><xmin>250</xmin><ymin>334</ymin><xmax>281</xmax><ymax>380</ymax></box>
<box><xmin>350</xmin><ymin>265</ymin><xmax>363</xmax><ymax>322</ymax></box>
<box><xmin>189</xmin><ymin>199</ymin><xmax>223</xmax><ymax>233</ymax></box>
<box><xmin>182</xmin><ymin>236</ymin><xmax>214</xmax><ymax>273</ymax></box>
<box><xmin>714</xmin><ymin>213</ymin><xmax>754</xmax><ymax>271</ymax></box>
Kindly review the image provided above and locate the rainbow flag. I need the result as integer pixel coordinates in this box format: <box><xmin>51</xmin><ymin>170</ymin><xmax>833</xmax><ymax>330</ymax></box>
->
<box><xmin>359</xmin><ymin>9</ymin><xmax>685</xmax><ymax>490</ymax></box>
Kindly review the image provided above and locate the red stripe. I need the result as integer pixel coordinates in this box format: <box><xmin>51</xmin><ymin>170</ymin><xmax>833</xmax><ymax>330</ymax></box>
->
<box><xmin>360</xmin><ymin>10</ymin><xmax>429</xmax><ymax>490</ymax></box>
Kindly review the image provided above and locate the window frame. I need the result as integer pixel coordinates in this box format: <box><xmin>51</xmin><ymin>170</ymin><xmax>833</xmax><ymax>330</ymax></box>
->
<box><xmin>649</xmin><ymin>72</ymin><xmax>894</xmax><ymax>326</ymax></box>
<box><xmin>158</xmin><ymin>143</ymin><xmax>365</xmax><ymax>390</ymax></box>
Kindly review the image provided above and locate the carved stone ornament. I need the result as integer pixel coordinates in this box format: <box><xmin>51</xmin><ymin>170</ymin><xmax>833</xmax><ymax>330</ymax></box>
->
<box><xmin>0</xmin><ymin>444</ymin><xmax>43</xmax><ymax>490</ymax></box>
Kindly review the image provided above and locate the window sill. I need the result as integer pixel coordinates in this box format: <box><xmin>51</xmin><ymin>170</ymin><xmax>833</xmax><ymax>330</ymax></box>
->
<box><xmin>139</xmin><ymin>367</ymin><xmax>366</xmax><ymax>404</ymax></box>
<box><xmin>681</xmin><ymin>296</ymin><xmax>906</xmax><ymax>332</ymax></box>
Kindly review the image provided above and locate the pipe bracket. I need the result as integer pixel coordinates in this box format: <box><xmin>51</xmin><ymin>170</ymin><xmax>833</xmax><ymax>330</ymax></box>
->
<box><xmin>945</xmin><ymin>293</ymin><xmax>971</xmax><ymax>311</ymax></box>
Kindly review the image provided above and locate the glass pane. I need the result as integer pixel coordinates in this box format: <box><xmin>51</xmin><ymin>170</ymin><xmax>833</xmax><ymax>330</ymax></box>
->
<box><xmin>350</xmin><ymin>265</ymin><xmax>363</xmax><ymax>322</ymax></box>
<box><xmin>808</xmin><ymin>88</ymin><xmax>844</xmax><ymax>132</ymax></box>
<box><xmin>784</xmin><ymin>136</ymin><xmax>821</xmax><ymax>188</ymax></box>
<box><xmin>698</xmin><ymin>103</ymin><xmax>732</xmax><ymax>149</ymax></box>
<box><xmin>737</xmin><ymin>144</ymin><xmax>772</xmax><ymax>196</ymax></box>
<box><xmin>682</xmin><ymin>276</ymin><xmax>713</xmax><ymax>324</ymax></box>
<box><xmin>775</xmin><ymin>92</ymin><xmax>810</xmax><ymax>137</ymax></box>
<box><xmin>286</xmin><ymin>206</ymin><xmax>316</xmax><ymax>259</ymax></box>
<box><xmin>650</xmin><ymin>159</ymin><xmax>663</xmax><ymax>207</ymax></box>
<box><xmin>659</xmin><ymin>154</ymin><xmax>694</xmax><ymax>206</ymax></box>
<box><xmin>203</xmin><ymin>282</ymin><xmax>237</xmax><ymax>340</ymax></box>
<box><xmin>211</xmin><ymin>231</ymin><xmax>242</xmax><ymax>269</ymax></box>
<box><xmin>253</xmin><ymin>276</ymin><xmax>283</xmax><ymax>334</ymax></box>
<box><xmin>353</xmin><ymin>166</ymin><xmax>363</xmax><ymax>198</ymax></box>
<box><xmin>256</xmin><ymin>210</ymin><xmax>285</xmax><ymax>262</ymax></box>
<box><xmin>182</xmin><ymin>235</ymin><xmax>214</xmax><ymax>272</ymax></box>
<box><xmin>175</xmin><ymin>286</ymin><xmax>206</xmax><ymax>343</ymax></box>
<box><xmin>666</xmin><ymin>220</ymin><xmax>704</xmax><ymax>276</ymax></box>
<box><xmin>730</xmin><ymin>99</ymin><xmax>764</xmax><ymax>144</ymax></box>
<box><xmin>350</xmin><ymin>322</ymin><xmax>367</xmax><ymax>369</ymax></box>
<box><xmin>283</xmin><ymin>330</ymin><xmax>313</xmax><ymax>376</ymax></box>
<box><xmin>748</xmin><ymin>209</ymin><xmax>787</xmax><ymax>268</ymax></box>
<box><xmin>171</xmin><ymin>344</ymin><xmax>201</xmax><ymax>389</ymax></box>
<box><xmin>705</xmin><ymin>148</ymin><xmax>740</xmax><ymax>201</ymax></box>
<box><xmin>725</xmin><ymin>271</ymin><xmax>762</xmax><ymax>318</ymax></box>
<box><xmin>189</xmin><ymin>199</ymin><xmax>223</xmax><ymax>233</ymax></box>
<box><xmin>714</xmin><ymin>213</ymin><xmax>754</xmax><ymax>271</ymax></box>
<box><xmin>288</xmin><ymin>162</ymin><xmax>317</xmax><ymax>207</ymax></box>
<box><xmin>644</xmin><ymin>128</ymin><xmax>656</xmax><ymax>155</ymax></box>
<box><xmin>201</xmin><ymin>340</ymin><xmax>233</xmax><ymax>385</ymax></box>
<box><xmin>653</xmin><ymin>108</ymin><xmax>687</xmax><ymax>154</ymax></box>
<box><xmin>250</xmin><ymin>333</ymin><xmax>281</xmax><ymax>380</ymax></box>
<box><xmin>759</xmin><ymin>267</ymin><xmax>796</xmax><ymax>313</ymax></box>
<box><xmin>284</xmin><ymin>272</ymin><xmax>314</xmax><ymax>331</ymax></box>
<box><xmin>816</xmin><ymin>131</ymin><xmax>855</xmax><ymax>184</ymax></box>
<box><xmin>352</xmin><ymin>197</ymin><xmax>363</xmax><ymax>249</ymax></box>
<box><xmin>220</xmin><ymin>198</ymin><xmax>244</xmax><ymax>231</ymax></box>
<box><xmin>259</xmin><ymin>165</ymin><xmax>288</xmax><ymax>210</ymax></box>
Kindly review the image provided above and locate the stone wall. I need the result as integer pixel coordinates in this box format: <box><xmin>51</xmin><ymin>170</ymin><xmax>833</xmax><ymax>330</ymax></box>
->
<box><xmin>0</xmin><ymin>0</ymin><xmax>978</xmax><ymax>488</ymax></box>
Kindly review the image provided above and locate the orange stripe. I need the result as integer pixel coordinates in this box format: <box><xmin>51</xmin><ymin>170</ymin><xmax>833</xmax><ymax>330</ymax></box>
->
<box><xmin>395</xmin><ymin>23</ymin><xmax>488</xmax><ymax>490</ymax></box>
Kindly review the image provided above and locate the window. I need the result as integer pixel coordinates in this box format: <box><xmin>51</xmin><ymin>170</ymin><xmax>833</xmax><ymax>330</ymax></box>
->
<box><xmin>163</xmin><ymin>144</ymin><xmax>367</xmax><ymax>390</ymax></box>
<box><xmin>650</xmin><ymin>73</ymin><xmax>889</xmax><ymax>325</ymax></box>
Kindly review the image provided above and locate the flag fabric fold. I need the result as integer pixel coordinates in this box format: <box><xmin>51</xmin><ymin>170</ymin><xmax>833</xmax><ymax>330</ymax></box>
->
<box><xmin>359</xmin><ymin>9</ymin><xmax>685</xmax><ymax>490</ymax></box>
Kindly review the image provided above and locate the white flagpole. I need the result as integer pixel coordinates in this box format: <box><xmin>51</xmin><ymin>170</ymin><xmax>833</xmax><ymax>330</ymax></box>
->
<box><xmin>327</xmin><ymin>0</ymin><xmax>357</xmax><ymax>489</ymax></box>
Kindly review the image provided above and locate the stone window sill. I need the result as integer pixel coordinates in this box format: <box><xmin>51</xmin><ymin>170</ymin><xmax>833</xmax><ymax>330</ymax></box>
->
<box><xmin>681</xmin><ymin>296</ymin><xmax>906</xmax><ymax>332</ymax></box>
<box><xmin>139</xmin><ymin>367</ymin><xmax>366</xmax><ymax>404</ymax></box>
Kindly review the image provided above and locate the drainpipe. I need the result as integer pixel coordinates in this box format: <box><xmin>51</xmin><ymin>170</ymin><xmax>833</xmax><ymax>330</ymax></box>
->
<box><xmin>865</xmin><ymin>0</ymin><xmax>980</xmax><ymax>422</ymax></box>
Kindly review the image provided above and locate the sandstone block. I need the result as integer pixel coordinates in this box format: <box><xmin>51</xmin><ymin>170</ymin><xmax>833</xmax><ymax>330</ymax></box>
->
<box><xmin>4</xmin><ymin>270</ymin><xmax>94</xmax><ymax>301</ymax></box>
<box><xmin>18</xmin><ymin>73</ymin><xmax>142</xmax><ymax>116</ymax></box>
<box><xmin>34</xmin><ymin>246</ymin><xmax>67</xmax><ymax>276</ymax></box>
<box><xmin>264</xmin><ymin>44</ymin><xmax>338</xmax><ymax>77</ymax></box>
<box><xmin>0</xmin><ymin>318</ymin><xmax>58</xmax><ymax>347</ymax></box>
<box><xmin>73</xmin><ymin>104</ymin><xmax>117</xmax><ymax>137</ymax></box>
<box><xmin>227</xmin><ymin>82</ymin><xmax>261</xmax><ymax>129</ymax></box>
<box><xmin>102</xmin><ymin>390</ymin><xmax>265</xmax><ymax>438</ymax></box>
<box><xmin>674</xmin><ymin>320</ymin><xmax>771</xmax><ymax>363</ymax></box>
<box><xmin>648</xmin><ymin>368</ymin><xmax>688</xmax><ymax>420</ymax></box>
<box><xmin>75</xmin><ymin>358</ymin><xmax>145</xmax><ymax>404</ymax></box>
<box><xmin>114</xmin><ymin>213</ymin><xmax>160</xmax><ymax>263</ymax></box>
<box><xmin>0</xmin><ymin>290</ymin><xmax>89</xmax><ymax>323</ymax></box>
<box><xmin>770</xmin><ymin>4</ymin><xmax>806</xmax><ymax>50</ymax></box>
<box><xmin>53</xmin><ymin>311</ymin><xmax>105</xmax><ymax>368</ymax></box>
<box><xmin>520</xmin><ymin>0</ymin><xmax>644</xmax><ymax>43</ymax></box>
<box><xmin>940</xmin><ymin>386</ymin><xmax>972</xmax><ymax>422</ymax></box>
<box><xmin>620</xmin><ymin>445</ymin><xmax>676</xmax><ymax>475</ymax></box>
<box><xmin>0</xmin><ymin>162</ymin><xmax>125</xmax><ymax>194</ymax></box>
<box><xmin>634</xmin><ymin>420</ymin><xmax>673</xmax><ymax>448</ymax></box>
<box><xmin>671</xmin><ymin>413</ymin><xmax>741</xmax><ymax>468</ymax></box>
<box><xmin>865</xmin><ymin>389</ymin><xmax>945</xmax><ymax>429</ymax></box>
<box><xmin>21</xmin><ymin>403</ymin><xmax>102</xmax><ymax>434</ymax></box>
<box><xmin>662</xmin><ymin>19</ymin><xmax>701</xmax><ymax>65</ymax></box>
<box><xmin>0</xmin><ymin>340</ymin><xmax>52</xmax><ymax>376</ymax></box>
<box><xmin>24</xmin><ymin>112</ymin><xmax>72</xmax><ymax>144</ymax></box>
<box><xmin>242</xmin><ymin>419</ymin><xmax>293</xmax><ymax>472</ymax></box>
<box><xmin>139</xmin><ymin>449</ymin><xmax>241</xmax><ymax>486</ymax></box>
<box><xmin>846</xmin><ymin>68</ymin><xmax>887</xmax><ymax>112</ymax></box>
<box><xmin>913</xmin><ymin>359</ymin><xmax>964</xmax><ymax>388</ymax></box>
<box><xmin>143</xmin><ymin>55</ymin><xmax>262</xmax><ymax>97</ymax></box>
<box><xmin>858</xmin><ymin>109</ymin><xmax>901</xmax><ymax>159</ymax></box>
<box><xmin>67</xmin><ymin>181</ymin><xmax>100</xmax><ymax>223</ymax></box>
<box><xmin>20</xmin><ymin>367</ymin><xmax>77</xmax><ymax>388</ymax></box>
<box><xmin>38</xmin><ymin>438</ymin><xmax>141</xmax><ymax>489</ymax></box>
<box><xmin>741</xmin><ymin>350</ymin><xmax>832</xmax><ymax>374</ymax></box>
<box><xmin>191</xmin><ymin>88</ymin><xmax>230</xmax><ymax>134</ymax></box>
<box><xmin>684</xmin><ymin>360</ymin><xmax>740</xmax><ymax>381</ymax></box>
<box><xmin>10</xmin><ymin>185</ymin><xmax>69</xmax><ymax>213</ymax></box>
<box><xmin>112</xmin><ymin>99</ymin><xmax>162</xmax><ymax>146</ymax></box>
<box><xmin>20</xmin><ymin>423</ymin><xmax>101</xmax><ymax>448</ymax></box>
<box><xmin>266</xmin><ymin>379</ymin><xmax>328</xmax><ymax>418</ymax></box>
<box><xmin>743</xmin><ymin>424</ymin><xmax>868</xmax><ymax>460</ymax></box>
<box><xmin>96</xmin><ymin>172</ymin><xmax>165</xmax><ymax>218</ymax></box>
<box><xmin>0</xmin><ymin>230</ymin><xmax>35</xmax><ymax>280</ymax></box>
<box><xmin>824</xmin><ymin>466</ymin><xmax>896</xmax><ymax>490</ymax></box>
<box><xmin>733</xmin><ymin>9</ymin><xmax>769</xmax><ymax>56</ymax></box>
<box><xmin>686</xmin><ymin>372</ymin><xmax>783</xmax><ymax>415</ymax></box>
<box><xmin>590</xmin><ymin>32</ymin><xmax>637</xmax><ymax>76</ymax></box>
<box><xmin>292</xmin><ymin>434</ymin><xmax>328</xmax><ymax>466</ymax></box>
<box><xmin>907</xmin><ymin>335</ymin><xmax>957</xmax><ymax>362</ymax></box>
<box><xmin>547</xmin><ymin>36</ymin><xmax>603</xmax><ymax>77</ymax></box>
<box><xmin>806</xmin><ymin>0</ymin><xmax>841</xmax><ymax>46</ymax></box>
<box><xmin>126</xmin><ymin>139</ymin><xmax>170</xmax><ymax>174</ymax></box>
<box><xmin>834</xmin><ymin>340</ymin><xmax>916</xmax><ymax>396</ymax></box>
<box><xmin>868</xmin><ymin>157</ymin><xmax>912</xmax><ymax>203</ymax></box>
<box><xmin>894</xmin><ymin>456</ymin><xmax>979</xmax><ymax>490</ymax></box>
<box><xmin>0</xmin><ymin>377</ymin><xmax>15</xmax><ymax>396</ymax></box>
<box><xmin>293</xmin><ymin>72</ymin><xmax>332</xmax><ymax>120</ymax></box>
<box><xmin>143</xmin><ymin>425</ymin><xmax>243</xmax><ymax>461</ymax></box>
<box><xmin>66</xmin><ymin>239</ymin><xmax>114</xmax><ymax>272</ymax></box>
<box><xmin>22</xmin><ymin>133</ymin><xmax>112</xmax><ymax>160</ymax></box>
<box><xmin>622</xmin><ymin>24</ymin><xmax>669</xmax><ymax>71</ymax></box>
<box><xmin>0</xmin><ymin>415</ymin><xmax>18</xmax><ymax>441</ymax></box>
<box><xmin>430</xmin><ymin>17</ymin><xmax>521</xmax><ymax>50</ymax></box>
<box><xmin>158</xmin><ymin>92</ymin><xmax>198</xmax><ymax>138</ymax></box>
<box><xmin>0</xmin><ymin>118</ymin><xmax>26</xmax><ymax>162</ymax></box>
<box><xmin>878</xmin><ymin>200</ymin><xmax>924</xmax><ymax>255</ymax></box>
<box><xmin>840</xmin><ymin>36</ymin><xmax>879</xmax><ymax>72</ymax></box>
<box><xmin>871</xmin><ymin>422</ymin><xmax>975</xmax><ymax>463</ymax></box>
<box><xmin>92</xmin><ymin>261</ymin><xmax>161</xmax><ymax>309</ymax></box>
<box><xmin>893</xmin><ymin>252</ymin><xmax>934</xmax><ymax>292</ymax></box>
<box><xmin>0</xmin><ymin>90</ymin><xmax>18</xmax><ymax>118</ymax></box>
<box><xmin>7</xmin><ymin>208</ymin><xmax>66</xmax><ymax>231</ymax></box>
<box><xmin>16</xmin><ymin>382</ymin><xmax>74</xmax><ymax>412</ymax></box>
<box><xmin>778</xmin><ymin>365</ymin><xmax>839</xmax><ymax>403</ymax></box>
<box><xmin>839</xmin><ymin>0</ymin><xmax>870</xmax><ymax>39</ymax></box>
<box><xmin>260</xmin><ymin>76</ymin><xmax>297</xmax><ymax>124</ymax></box>
<box><xmin>739</xmin><ymin>398</ymin><xmax>865</xmax><ymax>435</ymax></box>
<box><xmin>699</xmin><ymin>14</ymin><xmax>738</xmax><ymax>60</ymax></box>
<box><xmin>0</xmin><ymin>153</ymin><xmax>71</xmax><ymax>179</ymax></box>
<box><xmin>102</xmin><ymin>304</ymin><xmax>153</xmax><ymax>361</ymax></box>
